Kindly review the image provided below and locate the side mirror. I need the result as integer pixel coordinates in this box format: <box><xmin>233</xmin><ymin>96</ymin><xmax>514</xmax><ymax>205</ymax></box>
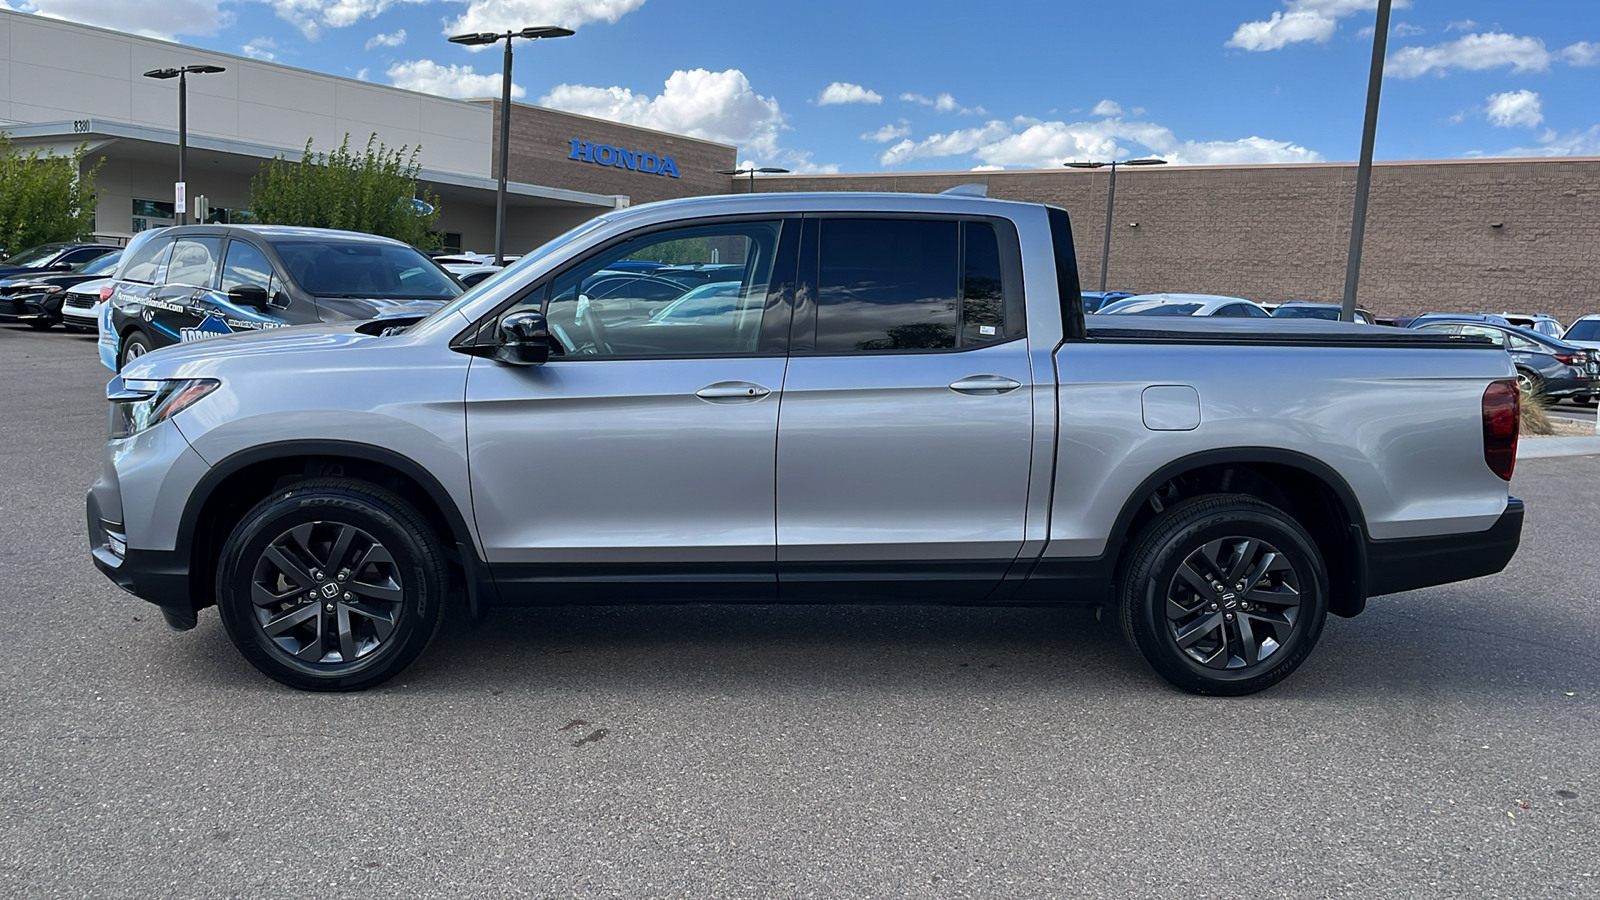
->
<box><xmin>493</xmin><ymin>310</ymin><xmax>550</xmax><ymax>366</ymax></box>
<box><xmin>51</xmin><ymin>262</ymin><xmax>74</xmax><ymax>272</ymax></box>
<box><xmin>228</xmin><ymin>285</ymin><xmax>271</xmax><ymax>308</ymax></box>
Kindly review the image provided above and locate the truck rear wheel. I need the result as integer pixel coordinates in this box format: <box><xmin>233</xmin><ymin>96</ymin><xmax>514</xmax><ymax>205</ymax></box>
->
<box><xmin>1119</xmin><ymin>494</ymin><xmax>1328</xmax><ymax>696</ymax></box>
<box><xmin>215</xmin><ymin>478</ymin><xmax>448</xmax><ymax>691</ymax></box>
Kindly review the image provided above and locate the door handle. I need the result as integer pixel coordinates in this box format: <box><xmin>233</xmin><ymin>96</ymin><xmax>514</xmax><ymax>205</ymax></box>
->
<box><xmin>696</xmin><ymin>381</ymin><xmax>771</xmax><ymax>402</ymax></box>
<box><xmin>949</xmin><ymin>375</ymin><xmax>1023</xmax><ymax>395</ymax></box>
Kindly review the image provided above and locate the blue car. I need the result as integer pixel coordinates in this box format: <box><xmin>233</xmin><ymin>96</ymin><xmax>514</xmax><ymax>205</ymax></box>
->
<box><xmin>1081</xmin><ymin>291</ymin><xmax>1137</xmax><ymax>313</ymax></box>
<box><xmin>1413</xmin><ymin>318</ymin><xmax>1597</xmax><ymax>401</ymax></box>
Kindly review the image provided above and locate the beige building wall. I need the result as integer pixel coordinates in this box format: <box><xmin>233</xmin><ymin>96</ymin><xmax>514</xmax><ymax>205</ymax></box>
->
<box><xmin>760</xmin><ymin>159</ymin><xmax>1600</xmax><ymax>324</ymax></box>
<box><xmin>0</xmin><ymin>8</ymin><xmax>491</xmax><ymax>177</ymax></box>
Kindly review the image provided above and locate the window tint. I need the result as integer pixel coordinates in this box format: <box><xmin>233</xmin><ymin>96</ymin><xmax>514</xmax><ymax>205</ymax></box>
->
<box><xmin>60</xmin><ymin>247</ymin><xmax>111</xmax><ymax>267</ymax></box>
<box><xmin>961</xmin><ymin>222</ymin><xmax>1006</xmax><ymax>344</ymax></box>
<box><xmin>271</xmin><ymin>239</ymin><xmax>459</xmax><ymax>300</ymax></box>
<box><xmin>1241</xmin><ymin>303</ymin><xmax>1270</xmax><ymax>318</ymax></box>
<box><xmin>538</xmin><ymin>221</ymin><xmax>781</xmax><ymax>358</ymax></box>
<box><xmin>119</xmin><ymin>236</ymin><xmax>173</xmax><ymax>284</ymax></box>
<box><xmin>164</xmin><ymin>237</ymin><xmax>222</xmax><ymax>288</ymax></box>
<box><xmin>816</xmin><ymin>219</ymin><xmax>957</xmax><ymax>352</ymax></box>
<box><xmin>1507</xmin><ymin>332</ymin><xmax>1540</xmax><ymax>352</ymax></box>
<box><xmin>1213</xmin><ymin>304</ymin><xmax>1251</xmax><ymax>318</ymax></box>
<box><xmin>220</xmin><ymin>240</ymin><xmax>273</xmax><ymax>294</ymax></box>
<box><xmin>79</xmin><ymin>251</ymin><xmax>122</xmax><ymax>277</ymax></box>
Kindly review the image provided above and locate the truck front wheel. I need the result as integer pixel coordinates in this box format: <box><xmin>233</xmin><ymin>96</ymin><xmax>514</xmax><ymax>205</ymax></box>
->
<box><xmin>1119</xmin><ymin>494</ymin><xmax>1328</xmax><ymax>696</ymax></box>
<box><xmin>215</xmin><ymin>478</ymin><xmax>448</xmax><ymax>691</ymax></box>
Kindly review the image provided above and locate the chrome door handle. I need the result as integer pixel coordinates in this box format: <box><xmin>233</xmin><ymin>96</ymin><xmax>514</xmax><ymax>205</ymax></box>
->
<box><xmin>949</xmin><ymin>375</ymin><xmax>1023</xmax><ymax>395</ymax></box>
<box><xmin>696</xmin><ymin>381</ymin><xmax>771</xmax><ymax>402</ymax></box>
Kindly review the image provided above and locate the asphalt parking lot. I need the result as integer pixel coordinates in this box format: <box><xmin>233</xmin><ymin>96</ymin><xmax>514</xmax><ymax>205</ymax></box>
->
<box><xmin>2</xmin><ymin>324</ymin><xmax>1597</xmax><ymax>900</ymax></box>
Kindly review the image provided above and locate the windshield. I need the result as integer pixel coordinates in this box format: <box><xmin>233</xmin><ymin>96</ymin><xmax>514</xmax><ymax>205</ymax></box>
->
<box><xmin>1100</xmin><ymin>297</ymin><xmax>1203</xmax><ymax>316</ymax></box>
<box><xmin>270</xmin><ymin>239</ymin><xmax>461</xmax><ymax>301</ymax></box>
<box><xmin>79</xmin><ymin>251</ymin><xmax>122</xmax><ymax>276</ymax></box>
<box><xmin>413</xmin><ymin>213</ymin><xmax>620</xmax><ymax>327</ymax></box>
<box><xmin>1566</xmin><ymin>320</ymin><xmax>1600</xmax><ymax>342</ymax></box>
<box><xmin>1</xmin><ymin>243</ymin><xmax>69</xmax><ymax>267</ymax></box>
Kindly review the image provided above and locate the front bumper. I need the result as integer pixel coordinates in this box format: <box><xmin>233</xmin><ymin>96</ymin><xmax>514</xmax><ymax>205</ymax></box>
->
<box><xmin>1365</xmin><ymin>498</ymin><xmax>1525</xmax><ymax>597</ymax></box>
<box><xmin>0</xmin><ymin>292</ymin><xmax>61</xmax><ymax>322</ymax></box>
<box><xmin>87</xmin><ymin>489</ymin><xmax>197</xmax><ymax>629</ymax></box>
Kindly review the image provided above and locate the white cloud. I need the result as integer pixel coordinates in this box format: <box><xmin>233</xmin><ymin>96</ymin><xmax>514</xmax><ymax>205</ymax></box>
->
<box><xmin>386</xmin><ymin>59</ymin><xmax>525</xmax><ymax>99</ymax></box>
<box><xmin>1392</xmin><ymin>22</ymin><xmax>1423</xmax><ymax>37</ymax></box>
<box><xmin>242</xmin><ymin>37</ymin><xmax>278</xmax><ymax>61</ymax></box>
<box><xmin>1446</xmin><ymin>20</ymin><xmax>1477</xmax><ymax>32</ymax></box>
<box><xmin>878</xmin><ymin>114</ymin><xmax>1321</xmax><ymax>169</ymax></box>
<box><xmin>1092</xmin><ymin>100</ymin><xmax>1123</xmax><ymax>117</ymax></box>
<box><xmin>1228</xmin><ymin>0</ymin><xmax>1410</xmax><ymax>52</ymax></box>
<box><xmin>1386</xmin><ymin>32</ymin><xmax>1553</xmax><ymax>78</ymax></box>
<box><xmin>970</xmin><ymin>165</ymin><xmax>1004</xmax><ymax>171</ymax></box>
<box><xmin>861</xmin><ymin>121</ymin><xmax>911</xmax><ymax>143</ymax></box>
<box><xmin>1564</xmin><ymin>42</ymin><xmax>1600</xmax><ymax>66</ymax></box>
<box><xmin>817</xmin><ymin>82</ymin><xmax>882</xmax><ymax>106</ymax></box>
<box><xmin>366</xmin><ymin>28</ymin><xmax>406</xmax><ymax>49</ymax></box>
<box><xmin>899</xmin><ymin>92</ymin><xmax>983</xmax><ymax>114</ymax></box>
<box><xmin>543</xmin><ymin>68</ymin><xmax>785</xmax><ymax>157</ymax></box>
<box><xmin>1469</xmin><ymin>126</ymin><xmax>1600</xmax><ymax>159</ymax></box>
<box><xmin>1485</xmin><ymin>90</ymin><xmax>1543</xmax><ymax>129</ymax></box>
<box><xmin>447</xmin><ymin>0</ymin><xmax>649</xmax><ymax>39</ymax></box>
<box><xmin>265</xmin><ymin>0</ymin><xmax>430</xmax><ymax>40</ymax></box>
<box><xmin>22</xmin><ymin>0</ymin><xmax>228</xmax><ymax>40</ymax></box>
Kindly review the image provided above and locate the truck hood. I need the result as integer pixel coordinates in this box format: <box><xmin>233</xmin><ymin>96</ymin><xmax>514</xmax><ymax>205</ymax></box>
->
<box><xmin>120</xmin><ymin>321</ymin><xmax>373</xmax><ymax>379</ymax></box>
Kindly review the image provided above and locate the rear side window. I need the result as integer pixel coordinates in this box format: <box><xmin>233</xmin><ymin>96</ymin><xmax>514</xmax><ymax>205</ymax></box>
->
<box><xmin>814</xmin><ymin>219</ymin><xmax>1012</xmax><ymax>353</ymax></box>
<box><xmin>119</xmin><ymin>236</ymin><xmax>173</xmax><ymax>284</ymax></box>
<box><xmin>165</xmin><ymin>237</ymin><xmax>222</xmax><ymax>288</ymax></box>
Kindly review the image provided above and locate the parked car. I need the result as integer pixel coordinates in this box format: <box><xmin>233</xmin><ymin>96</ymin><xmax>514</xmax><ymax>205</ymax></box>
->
<box><xmin>91</xmin><ymin>191</ymin><xmax>1523</xmax><ymax>696</ymax></box>
<box><xmin>1098</xmin><ymin>293</ymin><xmax>1271</xmax><ymax>317</ymax></box>
<box><xmin>451</xmin><ymin>265</ymin><xmax>504</xmax><ymax>288</ymax></box>
<box><xmin>0</xmin><ymin>242</ymin><xmax>118</xmax><ymax>280</ymax></box>
<box><xmin>1498</xmin><ymin>313</ymin><xmax>1564</xmax><ymax>339</ymax></box>
<box><xmin>1375</xmin><ymin>315</ymin><xmax>1419</xmax><ymax>328</ymax></box>
<box><xmin>1081</xmin><ymin>291</ymin><xmax>1137</xmax><ymax>313</ymax></box>
<box><xmin>1413</xmin><ymin>319</ymin><xmax>1596</xmax><ymax>402</ymax></box>
<box><xmin>1562</xmin><ymin>315</ymin><xmax>1600</xmax><ymax>352</ymax></box>
<box><xmin>59</xmin><ymin>277</ymin><xmax>116</xmax><ymax>334</ymax></box>
<box><xmin>1270</xmin><ymin>301</ymin><xmax>1375</xmax><ymax>325</ymax></box>
<box><xmin>433</xmin><ymin>252</ymin><xmax>520</xmax><ymax>276</ymax></box>
<box><xmin>0</xmin><ymin>249</ymin><xmax>122</xmax><ymax>329</ymax></box>
<box><xmin>102</xmin><ymin>225</ymin><xmax>463</xmax><ymax>369</ymax></box>
<box><xmin>1408</xmin><ymin>312</ymin><xmax>1512</xmax><ymax>330</ymax></box>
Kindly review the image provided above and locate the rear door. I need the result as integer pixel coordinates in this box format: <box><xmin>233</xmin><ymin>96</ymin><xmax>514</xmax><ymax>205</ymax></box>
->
<box><xmin>775</xmin><ymin>216</ymin><xmax>1035</xmax><ymax>601</ymax></box>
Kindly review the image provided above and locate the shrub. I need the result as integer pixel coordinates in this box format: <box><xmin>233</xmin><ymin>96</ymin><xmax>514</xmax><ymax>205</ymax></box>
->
<box><xmin>0</xmin><ymin>132</ymin><xmax>102</xmax><ymax>254</ymax></box>
<box><xmin>247</xmin><ymin>134</ymin><xmax>442</xmax><ymax>250</ymax></box>
<box><xmin>1520</xmin><ymin>382</ymin><xmax>1554</xmax><ymax>436</ymax></box>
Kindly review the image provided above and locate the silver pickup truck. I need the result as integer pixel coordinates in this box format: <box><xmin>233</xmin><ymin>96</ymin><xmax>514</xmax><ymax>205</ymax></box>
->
<box><xmin>88</xmin><ymin>191</ymin><xmax>1524</xmax><ymax>695</ymax></box>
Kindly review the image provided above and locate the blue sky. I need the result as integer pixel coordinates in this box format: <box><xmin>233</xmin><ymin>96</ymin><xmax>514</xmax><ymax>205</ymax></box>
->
<box><xmin>10</xmin><ymin>0</ymin><xmax>1599</xmax><ymax>172</ymax></box>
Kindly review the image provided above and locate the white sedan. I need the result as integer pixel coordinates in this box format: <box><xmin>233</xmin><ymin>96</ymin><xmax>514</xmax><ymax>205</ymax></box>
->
<box><xmin>1096</xmin><ymin>292</ymin><xmax>1271</xmax><ymax>318</ymax></box>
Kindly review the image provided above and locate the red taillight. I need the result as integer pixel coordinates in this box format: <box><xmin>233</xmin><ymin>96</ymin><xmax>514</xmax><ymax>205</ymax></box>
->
<box><xmin>1553</xmin><ymin>352</ymin><xmax>1584</xmax><ymax>366</ymax></box>
<box><xmin>1482</xmin><ymin>380</ymin><xmax>1520</xmax><ymax>481</ymax></box>
<box><xmin>98</xmin><ymin>285</ymin><xmax>114</xmax><ymax>302</ymax></box>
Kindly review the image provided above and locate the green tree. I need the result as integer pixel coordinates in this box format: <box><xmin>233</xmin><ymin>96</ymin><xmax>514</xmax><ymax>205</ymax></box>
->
<box><xmin>247</xmin><ymin>133</ymin><xmax>442</xmax><ymax>250</ymax></box>
<box><xmin>0</xmin><ymin>132</ymin><xmax>102</xmax><ymax>255</ymax></box>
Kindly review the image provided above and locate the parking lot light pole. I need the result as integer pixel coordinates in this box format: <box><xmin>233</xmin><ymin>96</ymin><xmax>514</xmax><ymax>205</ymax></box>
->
<box><xmin>448</xmin><ymin>26</ymin><xmax>575</xmax><ymax>266</ymax></box>
<box><xmin>1065</xmin><ymin>157</ymin><xmax>1166</xmax><ymax>293</ymax></box>
<box><xmin>1341</xmin><ymin>0</ymin><xmax>1393</xmax><ymax>323</ymax></box>
<box><xmin>142</xmin><ymin>65</ymin><xmax>226</xmax><ymax>225</ymax></box>
<box><xmin>716</xmin><ymin>166</ymin><xmax>791</xmax><ymax>193</ymax></box>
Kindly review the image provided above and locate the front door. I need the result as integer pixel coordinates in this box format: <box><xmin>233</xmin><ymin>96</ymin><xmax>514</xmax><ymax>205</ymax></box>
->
<box><xmin>776</xmin><ymin>217</ymin><xmax>1036</xmax><ymax>601</ymax></box>
<box><xmin>465</xmin><ymin>218</ymin><xmax>796</xmax><ymax>601</ymax></box>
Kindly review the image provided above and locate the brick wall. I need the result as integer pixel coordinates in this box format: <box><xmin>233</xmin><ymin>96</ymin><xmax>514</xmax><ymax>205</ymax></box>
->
<box><xmin>479</xmin><ymin>100</ymin><xmax>736</xmax><ymax>206</ymax></box>
<box><xmin>756</xmin><ymin>159</ymin><xmax>1600</xmax><ymax>324</ymax></box>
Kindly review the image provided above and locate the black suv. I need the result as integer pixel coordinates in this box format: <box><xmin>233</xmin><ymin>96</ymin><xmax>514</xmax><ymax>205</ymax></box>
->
<box><xmin>107</xmin><ymin>225</ymin><xmax>463</xmax><ymax>368</ymax></box>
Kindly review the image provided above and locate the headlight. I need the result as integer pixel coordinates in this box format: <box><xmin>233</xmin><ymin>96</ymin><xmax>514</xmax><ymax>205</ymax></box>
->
<box><xmin>12</xmin><ymin>283</ymin><xmax>63</xmax><ymax>294</ymax></box>
<box><xmin>107</xmin><ymin>377</ymin><xmax>220</xmax><ymax>439</ymax></box>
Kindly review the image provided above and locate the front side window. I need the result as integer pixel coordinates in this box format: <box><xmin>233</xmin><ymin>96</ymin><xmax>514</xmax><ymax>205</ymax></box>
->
<box><xmin>164</xmin><ymin>237</ymin><xmax>222</xmax><ymax>288</ymax></box>
<box><xmin>814</xmin><ymin>219</ymin><xmax>1010</xmax><ymax>353</ymax></box>
<box><xmin>220</xmin><ymin>240</ymin><xmax>273</xmax><ymax>294</ymax></box>
<box><xmin>539</xmin><ymin>221</ymin><xmax>782</xmax><ymax>358</ymax></box>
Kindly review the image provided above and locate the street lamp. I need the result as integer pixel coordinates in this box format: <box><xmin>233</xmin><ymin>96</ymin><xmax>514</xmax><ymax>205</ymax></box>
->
<box><xmin>1064</xmin><ymin>157</ymin><xmax>1166</xmax><ymax>293</ymax></box>
<box><xmin>448</xmin><ymin>25</ymin><xmax>575</xmax><ymax>265</ymax></box>
<box><xmin>716</xmin><ymin>166</ymin><xmax>790</xmax><ymax>193</ymax></box>
<box><xmin>143</xmin><ymin>64</ymin><xmax>226</xmax><ymax>225</ymax></box>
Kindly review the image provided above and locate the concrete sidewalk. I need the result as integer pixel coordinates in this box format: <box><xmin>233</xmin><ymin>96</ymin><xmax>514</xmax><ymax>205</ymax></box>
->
<box><xmin>1520</xmin><ymin>435</ymin><xmax>1600</xmax><ymax>458</ymax></box>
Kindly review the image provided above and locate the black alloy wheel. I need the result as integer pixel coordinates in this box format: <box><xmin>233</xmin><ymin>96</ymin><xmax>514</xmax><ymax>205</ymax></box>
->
<box><xmin>1120</xmin><ymin>494</ymin><xmax>1328</xmax><ymax>696</ymax></box>
<box><xmin>216</xmin><ymin>479</ymin><xmax>447</xmax><ymax>691</ymax></box>
<box><xmin>119</xmin><ymin>330</ymin><xmax>151</xmax><ymax>369</ymax></box>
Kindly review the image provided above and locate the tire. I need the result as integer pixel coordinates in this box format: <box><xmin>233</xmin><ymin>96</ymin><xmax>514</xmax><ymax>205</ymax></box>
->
<box><xmin>1571</xmin><ymin>395</ymin><xmax>1593</xmax><ymax>406</ymax></box>
<box><xmin>27</xmin><ymin>319</ymin><xmax>54</xmax><ymax>330</ymax></box>
<box><xmin>1515</xmin><ymin>368</ymin><xmax>1542</xmax><ymax>397</ymax></box>
<box><xmin>1119</xmin><ymin>494</ymin><xmax>1329</xmax><ymax>696</ymax></box>
<box><xmin>215</xmin><ymin>478</ymin><xmax>448</xmax><ymax>691</ymax></box>
<box><xmin>119</xmin><ymin>330</ymin><xmax>152</xmax><ymax>368</ymax></box>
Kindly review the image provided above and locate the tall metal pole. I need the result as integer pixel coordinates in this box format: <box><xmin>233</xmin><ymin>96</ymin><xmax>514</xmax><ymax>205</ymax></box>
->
<box><xmin>1340</xmin><ymin>0</ymin><xmax>1393</xmax><ymax>322</ymax></box>
<box><xmin>495</xmin><ymin>34</ymin><xmax>514</xmax><ymax>266</ymax></box>
<box><xmin>177</xmin><ymin>70</ymin><xmax>188</xmax><ymax>225</ymax></box>
<box><xmin>1098</xmin><ymin>161</ymin><xmax>1118</xmax><ymax>293</ymax></box>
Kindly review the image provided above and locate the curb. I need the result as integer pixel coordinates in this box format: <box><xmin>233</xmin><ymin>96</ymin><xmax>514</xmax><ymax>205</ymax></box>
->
<box><xmin>1520</xmin><ymin>435</ymin><xmax>1600</xmax><ymax>459</ymax></box>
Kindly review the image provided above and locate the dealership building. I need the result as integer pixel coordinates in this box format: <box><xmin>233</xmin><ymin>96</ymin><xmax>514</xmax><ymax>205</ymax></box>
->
<box><xmin>3</xmin><ymin>8</ymin><xmax>1598</xmax><ymax>321</ymax></box>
